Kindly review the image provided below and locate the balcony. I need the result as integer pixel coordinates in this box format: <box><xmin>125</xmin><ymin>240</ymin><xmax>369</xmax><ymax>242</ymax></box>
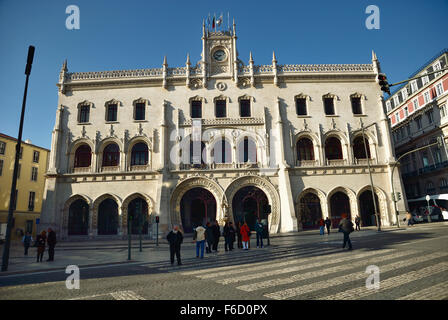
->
<box><xmin>440</xmin><ymin>186</ymin><xmax>448</xmax><ymax>192</ymax></box>
<box><xmin>101</xmin><ymin>165</ymin><xmax>120</xmax><ymax>173</ymax></box>
<box><xmin>354</xmin><ymin>158</ymin><xmax>377</xmax><ymax>165</ymax></box>
<box><xmin>418</xmin><ymin>161</ymin><xmax>448</xmax><ymax>175</ymax></box>
<box><xmin>326</xmin><ymin>159</ymin><xmax>347</xmax><ymax>166</ymax></box>
<box><xmin>71</xmin><ymin>166</ymin><xmax>92</xmax><ymax>174</ymax></box>
<box><xmin>296</xmin><ymin>160</ymin><xmax>318</xmax><ymax>167</ymax></box>
<box><xmin>129</xmin><ymin>164</ymin><xmax>150</xmax><ymax>172</ymax></box>
<box><xmin>179</xmin><ymin>163</ymin><xmax>210</xmax><ymax>170</ymax></box>
<box><xmin>211</xmin><ymin>162</ymin><xmax>234</xmax><ymax>169</ymax></box>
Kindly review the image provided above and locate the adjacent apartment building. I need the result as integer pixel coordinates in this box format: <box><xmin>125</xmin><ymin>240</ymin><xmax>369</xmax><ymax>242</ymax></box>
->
<box><xmin>0</xmin><ymin>133</ymin><xmax>49</xmax><ymax>240</ymax></box>
<box><xmin>386</xmin><ymin>49</ymin><xmax>448</xmax><ymax>200</ymax></box>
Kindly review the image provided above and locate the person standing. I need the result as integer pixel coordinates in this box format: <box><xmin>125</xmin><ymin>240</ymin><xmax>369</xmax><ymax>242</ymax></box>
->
<box><xmin>36</xmin><ymin>230</ymin><xmax>46</xmax><ymax>262</ymax></box>
<box><xmin>212</xmin><ymin>220</ymin><xmax>220</xmax><ymax>252</ymax></box>
<box><xmin>406</xmin><ymin>212</ymin><xmax>414</xmax><ymax>227</ymax></box>
<box><xmin>22</xmin><ymin>232</ymin><xmax>33</xmax><ymax>256</ymax></box>
<box><xmin>236</xmin><ymin>222</ymin><xmax>243</xmax><ymax>249</ymax></box>
<box><xmin>325</xmin><ymin>217</ymin><xmax>332</xmax><ymax>235</ymax></box>
<box><xmin>318</xmin><ymin>218</ymin><xmax>325</xmax><ymax>235</ymax></box>
<box><xmin>193</xmin><ymin>224</ymin><xmax>206</xmax><ymax>259</ymax></box>
<box><xmin>228</xmin><ymin>221</ymin><xmax>236</xmax><ymax>250</ymax></box>
<box><xmin>339</xmin><ymin>214</ymin><xmax>354</xmax><ymax>250</ymax></box>
<box><xmin>46</xmin><ymin>228</ymin><xmax>57</xmax><ymax>261</ymax></box>
<box><xmin>166</xmin><ymin>225</ymin><xmax>183</xmax><ymax>265</ymax></box>
<box><xmin>255</xmin><ymin>219</ymin><xmax>264</xmax><ymax>248</ymax></box>
<box><xmin>223</xmin><ymin>221</ymin><xmax>234</xmax><ymax>252</ymax></box>
<box><xmin>240</xmin><ymin>222</ymin><xmax>251</xmax><ymax>250</ymax></box>
<box><xmin>205</xmin><ymin>222</ymin><xmax>214</xmax><ymax>253</ymax></box>
<box><xmin>355</xmin><ymin>215</ymin><xmax>361</xmax><ymax>231</ymax></box>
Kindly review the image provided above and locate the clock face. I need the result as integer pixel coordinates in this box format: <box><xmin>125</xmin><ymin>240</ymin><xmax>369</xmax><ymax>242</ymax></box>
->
<box><xmin>213</xmin><ymin>49</ymin><xmax>227</xmax><ymax>62</ymax></box>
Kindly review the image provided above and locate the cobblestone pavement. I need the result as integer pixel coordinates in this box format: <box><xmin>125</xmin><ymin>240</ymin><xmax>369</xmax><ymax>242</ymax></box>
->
<box><xmin>0</xmin><ymin>223</ymin><xmax>447</xmax><ymax>300</ymax></box>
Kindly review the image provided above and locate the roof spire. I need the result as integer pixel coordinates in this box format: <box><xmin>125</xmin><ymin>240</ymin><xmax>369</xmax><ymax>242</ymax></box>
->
<box><xmin>249</xmin><ymin>51</ymin><xmax>253</xmax><ymax>63</ymax></box>
<box><xmin>186</xmin><ymin>53</ymin><xmax>190</xmax><ymax>65</ymax></box>
<box><xmin>61</xmin><ymin>59</ymin><xmax>68</xmax><ymax>72</ymax></box>
<box><xmin>163</xmin><ymin>55</ymin><xmax>167</xmax><ymax>66</ymax></box>
<box><xmin>272</xmin><ymin>50</ymin><xmax>277</xmax><ymax>63</ymax></box>
<box><xmin>372</xmin><ymin>50</ymin><xmax>377</xmax><ymax>61</ymax></box>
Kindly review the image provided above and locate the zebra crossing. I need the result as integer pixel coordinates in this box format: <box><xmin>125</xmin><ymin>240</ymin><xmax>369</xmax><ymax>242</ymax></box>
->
<box><xmin>176</xmin><ymin>247</ymin><xmax>448</xmax><ymax>300</ymax></box>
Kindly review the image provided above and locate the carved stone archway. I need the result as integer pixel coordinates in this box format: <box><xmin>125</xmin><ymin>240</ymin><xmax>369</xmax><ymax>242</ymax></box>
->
<box><xmin>92</xmin><ymin>193</ymin><xmax>122</xmax><ymax>235</ymax></box>
<box><xmin>225</xmin><ymin>175</ymin><xmax>280</xmax><ymax>233</ymax></box>
<box><xmin>121</xmin><ymin>193</ymin><xmax>154</xmax><ymax>231</ymax></box>
<box><xmin>357</xmin><ymin>185</ymin><xmax>389</xmax><ymax>226</ymax></box>
<box><xmin>170</xmin><ymin>177</ymin><xmax>226</xmax><ymax>230</ymax></box>
<box><xmin>296</xmin><ymin>188</ymin><xmax>327</xmax><ymax>231</ymax></box>
<box><xmin>327</xmin><ymin>186</ymin><xmax>358</xmax><ymax>224</ymax></box>
<box><xmin>62</xmin><ymin>194</ymin><xmax>91</xmax><ymax>238</ymax></box>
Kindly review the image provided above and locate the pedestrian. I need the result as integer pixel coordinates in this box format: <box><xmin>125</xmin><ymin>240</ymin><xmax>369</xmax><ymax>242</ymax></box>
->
<box><xmin>205</xmin><ymin>222</ymin><xmax>214</xmax><ymax>253</ymax></box>
<box><xmin>318</xmin><ymin>218</ymin><xmax>325</xmax><ymax>235</ymax></box>
<box><xmin>255</xmin><ymin>219</ymin><xmax>264</xmax><ymax>248</ymax></box>
<box><xmin>166</xmin><ymin>225</ymin><xmax>183</xmax><ymax>265</ymax></box>
<box><xmin>338</xmin><ymin>213</ymin><xmax>354</xmax><ymax>250</ymax></box>
<box><xmin>22</xmin><ymin>232</ymin><xmax>33</xmax><ymax>256</ymax></box>
<box><xmin>240</xmin><ymin>221</ymin><xmax>251</xmax><ymax>250</ymax></box>
<box><xmin>355</xmin><ymin>215</ymin><xmax>361</xmax><ymax>231</ymax></box>
<box><xmin>46</xmin><ymin>228</ymin><xmax>57</xmax><ymax>261</ymax></box>
<box><xmin>36</xmin><ymin>230</ymin><xmax>46</xmax><ymax>262</ymax></box>
<box><xmin>406</xmin><ymin>211</ymin><xmax>414</xmax><ymax>227</ymax></box>
<box><xmin>325</xmin><ymin>217</ymin><xmax>331</xmax><ymax>235</ymax></box>
<box><xmin>193</xmin><ymin>224</ymin><xmax>206</xmax><ymax>259</ymax></box>
<box><xmin>212</xmin><ymin>220</ymin><xmax>220</xmax><ymax>252</ymax></box>
<box><xmin>236</xmin><ymin>222</ymin><xmax>243</xmax><ymax>249</ymax></box>
<box><xmin>223</xmin><ymin>221</ymin><xmax>235</xmax><ymax>251</ymax></box>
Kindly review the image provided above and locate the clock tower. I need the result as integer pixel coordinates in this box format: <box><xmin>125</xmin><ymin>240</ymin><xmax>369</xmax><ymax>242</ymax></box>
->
<box><xmin>201</xmin><ymin>19</ymin><xmax>240</xmax><ymax>87</ymax></box>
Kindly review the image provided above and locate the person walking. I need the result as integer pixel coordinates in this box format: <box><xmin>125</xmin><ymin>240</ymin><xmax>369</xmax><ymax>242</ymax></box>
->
<box><xmin>205</xmin><ymin>222</ymin><xmax>214</xmax><ymax>253</ymax></box>
<box><xmin>212</xmin><ymin>220</ymin><xmax>220</xmax><ymax>252</ymax></box>
<box><xmin>339</xmin><ymin>214</ymin><xmax>354</xmax><ymax>250</ymax></box>
<box><xmin>166</xmin><ymin>225</ymin><xmax>183</xmax><ymax>265</ymax></box>
<box><xmin>406</xmin><ymin>211</ymin><xmax>414</xmax><ymax>227</ymax></box>
<box><xmin>236</xmin><ymin>222</ymin><xmax>243</xmax><ymax>249</ymax></box>
<box><xmin>193</xmin><ymin>224</ymin><xmax>206</xmax><ymax>259</ymax></box>
<box><xmin>22</xmin><ymin>232</ymin><xmax>33</xmax><ymax>256</ymax></box>
<box><xmin>325</xmin><ymin>217</ymin><xmax>332</xmax><ymax>235</ymax></box>
<box><xmin>46</xmin><ymin>228</ymin><xmax>57</xmax><ymax>261</ymax></box>
<box><xmin>255</xmin><ymin>219</ymin><xmax>264</xmax><ymax>248</ymax></box>
<box><xmin>318</xmin><ymin>218</ymin><xmax>325</xmax><ymax>235</ymax></box>
<box><xmin>355</xmin><ymin>215</ymin><xmax>361</xmax><ymax>231</ymax></box>
<box><xmin>36</xmin><ymin>230</ymin><xmax>46</xmax><ymax>262</ymax></box>
<box><xmin>223</xmin><ymin>221</ymin><xmax>236</xmax><ymax>251</ymax></box>
<box><xmin>240</xmin><ymin>221</ymin><xmax>251</xmax><ymax>250</ymax></box>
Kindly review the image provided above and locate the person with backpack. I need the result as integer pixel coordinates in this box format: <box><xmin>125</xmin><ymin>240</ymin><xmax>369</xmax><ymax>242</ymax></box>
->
<box><xmin>240</xmin><ymin>221</ymin><xmax>251</xmax><ymax>250</ymax></box>
<box><xmin>166</xmin><ymin>225</ymin><xmax>183</xmax><ymax>265</ymax></box>
<box><xmin>22</xmin><ymin>232</ymin><xmax>33</xmax><ymax>256</ymax></box>
<box><xmin>193</xmin><ymin>224</ymin><xmax>206</xmax><ymax>259</ymax></box>
<box><xmin>255</xmin><ymin>219</ymin><xmax>264</xmax><ymax>248</ymax></box>
<box><xmin>339</xmin><ymin>214</ymin><xmax>354</xmax><ymax>250</ymax></box>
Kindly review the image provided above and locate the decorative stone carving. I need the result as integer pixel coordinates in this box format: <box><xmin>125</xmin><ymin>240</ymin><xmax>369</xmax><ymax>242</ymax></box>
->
<box><xmin>216</xmin><ymin>82</ymin><xmax>227</xmax><ymax>91</ymax></box>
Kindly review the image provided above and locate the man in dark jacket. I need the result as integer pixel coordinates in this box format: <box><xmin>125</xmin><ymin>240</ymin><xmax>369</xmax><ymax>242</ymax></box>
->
<box><xmin>205</xmin><ymin>222</ymin><xmax>215</xmax><ymax>253</ymax></box>
<box><xmin>211</xmin><ymin>220</ymin><xmax>220</xmax><ymax>252</ymax></box>
<box><xmin>223</xmin><ymin>221</ymin><xmax>236</xmax><ymax>251</ymax></box>
<box><xmin>166</xmin><ymin>225</ymin><xmax>183</xmax><ymax>265</ymax></box>
<box><xmin>339</xmin><ymin>214</ymin><xmax>354</xmax><ymax>250</ymax></box>
<box><xmin>324</xmin><ymin>217</ymin><xmax>332</xmax><ymax>235</ymax></box>
<box><xmin>47</xmin><ymin>228</ymin><xmax>57</xmax><ymax>261</ymax></box>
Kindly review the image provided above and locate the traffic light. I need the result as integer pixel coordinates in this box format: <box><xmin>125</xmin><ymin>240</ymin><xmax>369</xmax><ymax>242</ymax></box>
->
<box><xmin>396</xmin><ymin>192</ymin><xmax>401</xmax><ymax>201</ymax></box>
<box><xmin>155</xmin><ymin>216</ymin><xmax>159</xmax><ymax>223</ymax></box>
<box><xmin>378</xmin><ymin>73</ymin><xmax>390</xmax><ymax>95</ymax></box>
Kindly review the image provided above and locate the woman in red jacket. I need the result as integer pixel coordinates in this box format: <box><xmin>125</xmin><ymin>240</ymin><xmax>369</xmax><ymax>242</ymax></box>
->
<box><xmin>240</xmin><ymin>222</ymin><xmax>251</xmax><ymax>250</ymax></box>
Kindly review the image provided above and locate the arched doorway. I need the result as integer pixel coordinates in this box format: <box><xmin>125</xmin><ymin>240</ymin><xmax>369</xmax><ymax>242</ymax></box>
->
<box><xmin>299</xmin><ymin>193</ymin><xmax>323</xmax><ymax>229</ymax></box>
<box><xmin>359</xmin><ymin>190</ymin><xmax>380</xmax><ymax>227</ymax></box>
<box><xmin>68</xmin><ymin>199</ymin><xmax>89</xmax><ymax>235</ymax></box>
<box><xmin>232</xmin><ymin>186</ymin><xmax>269</xmax><ymax>230</ymax></box>
<box><xmin>97</xmin><ymin>198</ymin><xmax>119</xmax><ymax>235</ymax></box>
<box><xmin>329</xmin><ymin>191</ymin><xmax>351</xmax><ymax>228</ymax></box>
<box><xmin>128</xmin><ymin>197</ymin><xmax>148</xmax><ymax>234</ymax></box>
<box><xmin>180</xmin><ymin>187</ymin><xmax>216</xmax><ymax>233</ymax></box>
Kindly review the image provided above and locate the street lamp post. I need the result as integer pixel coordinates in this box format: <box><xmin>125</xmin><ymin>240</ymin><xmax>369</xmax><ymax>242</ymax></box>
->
<box><xmin>426</xmin><ymin>195</ymin><xmax>432</xmax><ymax>223</ymax></box>
<box><xmin>1</xmin><ymin>46</ymin><xmax>35</xmax><ymax>272</ymax></box>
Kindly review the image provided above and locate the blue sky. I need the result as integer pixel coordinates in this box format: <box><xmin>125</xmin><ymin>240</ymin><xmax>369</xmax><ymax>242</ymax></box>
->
<box><xmin>0</xmin><ymin>0</ymin><xmax>446</xmax><ymax>149</ymax></box>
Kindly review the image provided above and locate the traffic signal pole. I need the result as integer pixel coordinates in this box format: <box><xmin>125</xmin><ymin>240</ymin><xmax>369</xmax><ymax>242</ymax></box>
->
<box><xmin>1</xmin><ymin>46</ymin><xmax>35</xmax><ymax>272</ymax></box>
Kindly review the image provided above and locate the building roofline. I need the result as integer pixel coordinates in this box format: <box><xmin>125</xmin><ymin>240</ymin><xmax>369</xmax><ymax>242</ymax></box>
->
<box><xmin>0</xmin><ymin>133</ymin><xmax>50</xmax><ymax>152</ymax></box>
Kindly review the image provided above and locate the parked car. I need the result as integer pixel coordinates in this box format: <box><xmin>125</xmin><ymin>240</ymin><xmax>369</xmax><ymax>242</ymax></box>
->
<box><xmin>422</xmin><ymin>206</ymin><xmax>444</xmax><ymax>222</ymax></box>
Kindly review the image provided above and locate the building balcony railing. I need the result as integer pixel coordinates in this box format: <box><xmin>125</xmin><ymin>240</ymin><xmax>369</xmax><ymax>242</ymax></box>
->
<box><xmin>418</xmin><ymin>160</ymin><xmax>448</xmax><ymax>175</ymax></box>
<box><xmin>354</xmin><ymin>158</ymin><xmax>377</xmax><ymax>165</ymax></box>
<box><xmin>101</xmin><ymin>165</ymin><xmax>120</xmax><ymax>173</ymax></box>
<box><xmin>236</xmin><ymin>162</ymin><xmax>260</xmax><ymax>169</ymax></box>
<box><xmin>296</xmin><ymin>160</ymin><xmax>319</xmax><ymax>167</ymax></box>
<box><xmin>211</xmin><ymin>162</ymin><xmax>234</xmax><ymax>169</ymax></box>
<box><xmin>71</xmin><ymin>166</ymin><xmax>92</xmax><ymax>174</ymax></box>
<box><xmin>179</xmin><ymin>163</ymin><xmax>210</xmax><ymax>170</ymax></box>
<box><xmin>326</xmin><ymin>159</ymin><xmax>347</xmax><ymax>166</ymax></box>
<box><xmin>129</xmin><ymin>164</ymin><xmax>150</xmax><ymax>172</ymax></box>
<box><xmin>440</xmin><ymin>186</ymin><xmax>448</xmax><ymax>192</ymax></box>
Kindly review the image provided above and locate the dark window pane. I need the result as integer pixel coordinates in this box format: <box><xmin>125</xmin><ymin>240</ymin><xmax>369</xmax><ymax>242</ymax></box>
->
<box><xmin>427</xmin><ymin>66</ymin><xmax>434</xmax><ymax>81</ymax></box>
<box><xmin>191</xmin><ymin>101</ymin><xmax>202</xmax><ymax>118</ymax></box>
<box><xmin>79</xmin><ymin>106</ymin><xmax>90</xmax><ymax>123</ymax></box>
<box><xmin>131</xmin><ymin>143</ymin><xmax>148</xmax><ymax>165</ymax></box>
<box><xmin>107</xmin><ymin>104</ymin><xmax>117</xmax><ymax>121</ymax></box>
<box><xmin>353</xmin><ymin>136</ymin><xmax>371</xmax><ymax>159</ymax></box>
<box><xmin>325</xmin><ymin>137</ymin><xmax>343</xmax><ymax>160</ymax></box>
<box><xmin>297</xmin><ymin>138</ymin><xmax>314</xmax><ymax>161</ymax></box>
<box><xmin>324</xmin><ymin>98</ymin><xmax>335</xmax><ymax>115</ymax></box>
<box><xmin>351</xmin><ymin>97</ymin><xmax>362</xmax><ymax>115</ymax></box>
<box><xmin>135</xmin><ymin>103</ymin><xmax>145</xmax><ymax>120</ymax></box>
<box><xmin>102</xmin><ymin>144</ymin><xmax>120</xmax><ymax>166</ymax></box>
<box><xmin>240</xmin><ymin>99</ymin><xmax>251</xmax><ymax>117</ymax></box>
<box><xmin>215</xmin><ymin>100</ymin><xmax>226</xmax><ymax>118</ymax></box>
<box><xmin>74</xmin><ymin>145</ymin><xmax>92</xmax><ymax>167</ymax></box>
<box><xmin>296</xmin><ymin>98</ymin><xmax>307</xmax><ymax>115</ymax></box>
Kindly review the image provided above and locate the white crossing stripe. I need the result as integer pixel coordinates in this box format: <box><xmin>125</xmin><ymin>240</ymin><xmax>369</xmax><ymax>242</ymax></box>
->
<box><xmin>180</xmin><ymin>247</ymin><xmax>346</xmax><ymax>276</ymax></box>
<box><xmin>396</xmin><ymin>280</ymin><xmax>448</xmax><ymax>300</ymax></box>
<box><xmin>234</xmin><ymin>252</ymin><xmax>415</xmax><ymax>291</ymax></box>
<box><xmin>264</xmin><ymin>251</ymin><xmax>448</xmax><ymax>300</ymax></box>
<box><xmin>238</xmin><ymin>250</ymin><xmax>414</xmax><ymax>292</ymax></box>
<box><xmin>110</xmin><ymin>290</ymin><xmax>145</xmax><ymax>300</ymax></box>
<box><xmin>320</xmin><ymin>262</ymin><xmax>448</xmax><ymax>300</ymax></box>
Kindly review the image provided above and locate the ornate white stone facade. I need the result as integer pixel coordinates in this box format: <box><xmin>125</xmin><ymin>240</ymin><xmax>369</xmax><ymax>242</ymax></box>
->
<box><xmin>40</xmin><ymin>21</ymin><xmax>407</xmax><ymax>239</ymax></box>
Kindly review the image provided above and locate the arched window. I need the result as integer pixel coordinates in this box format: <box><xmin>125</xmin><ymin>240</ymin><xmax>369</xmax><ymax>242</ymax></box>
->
<box><xmin>213</xmin><ymin>139</ymin><xmax>231</xmax><ymax>163</ymax></box>
<box><xmin>426</xmin><ymin>181</ymin><xmax>435</xmax><ymax>194</ymax></box>
<box><xmin>189</xmin><ymin>141</ymin><xmax>206</xmax><ymax>164</ymax></box>
<box><xmin>74</xmin><ymin>145</ymin><xmax>92</xmax><ymax>168</ymax></box>
<box><xmin>237</xmin><ymin>137</ymin><xmax>257</xmax><ymax>163</ymax></box>
<box><xmin>353</xmin><ymin>136</ymin><xmax>371</xmax><ymax>159</ymax></box>
<box><xmin>102</xmin><ymin>143</ymin><xmax>120</xmax><ymax>167</ymax></box>
<box><xmin>325</xmin><ymin>137</ymin><xmax>343</xmax><ymax>160</ymax></box>
<box><xmin>296</xmin><ymin>138</ymin><xmax>314</xmax><ymax>161</ymax></box>
<box><xmin>131</xmin><ymin>143</ymin><xmax>148</xmax><ymax>166</ymax></box>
